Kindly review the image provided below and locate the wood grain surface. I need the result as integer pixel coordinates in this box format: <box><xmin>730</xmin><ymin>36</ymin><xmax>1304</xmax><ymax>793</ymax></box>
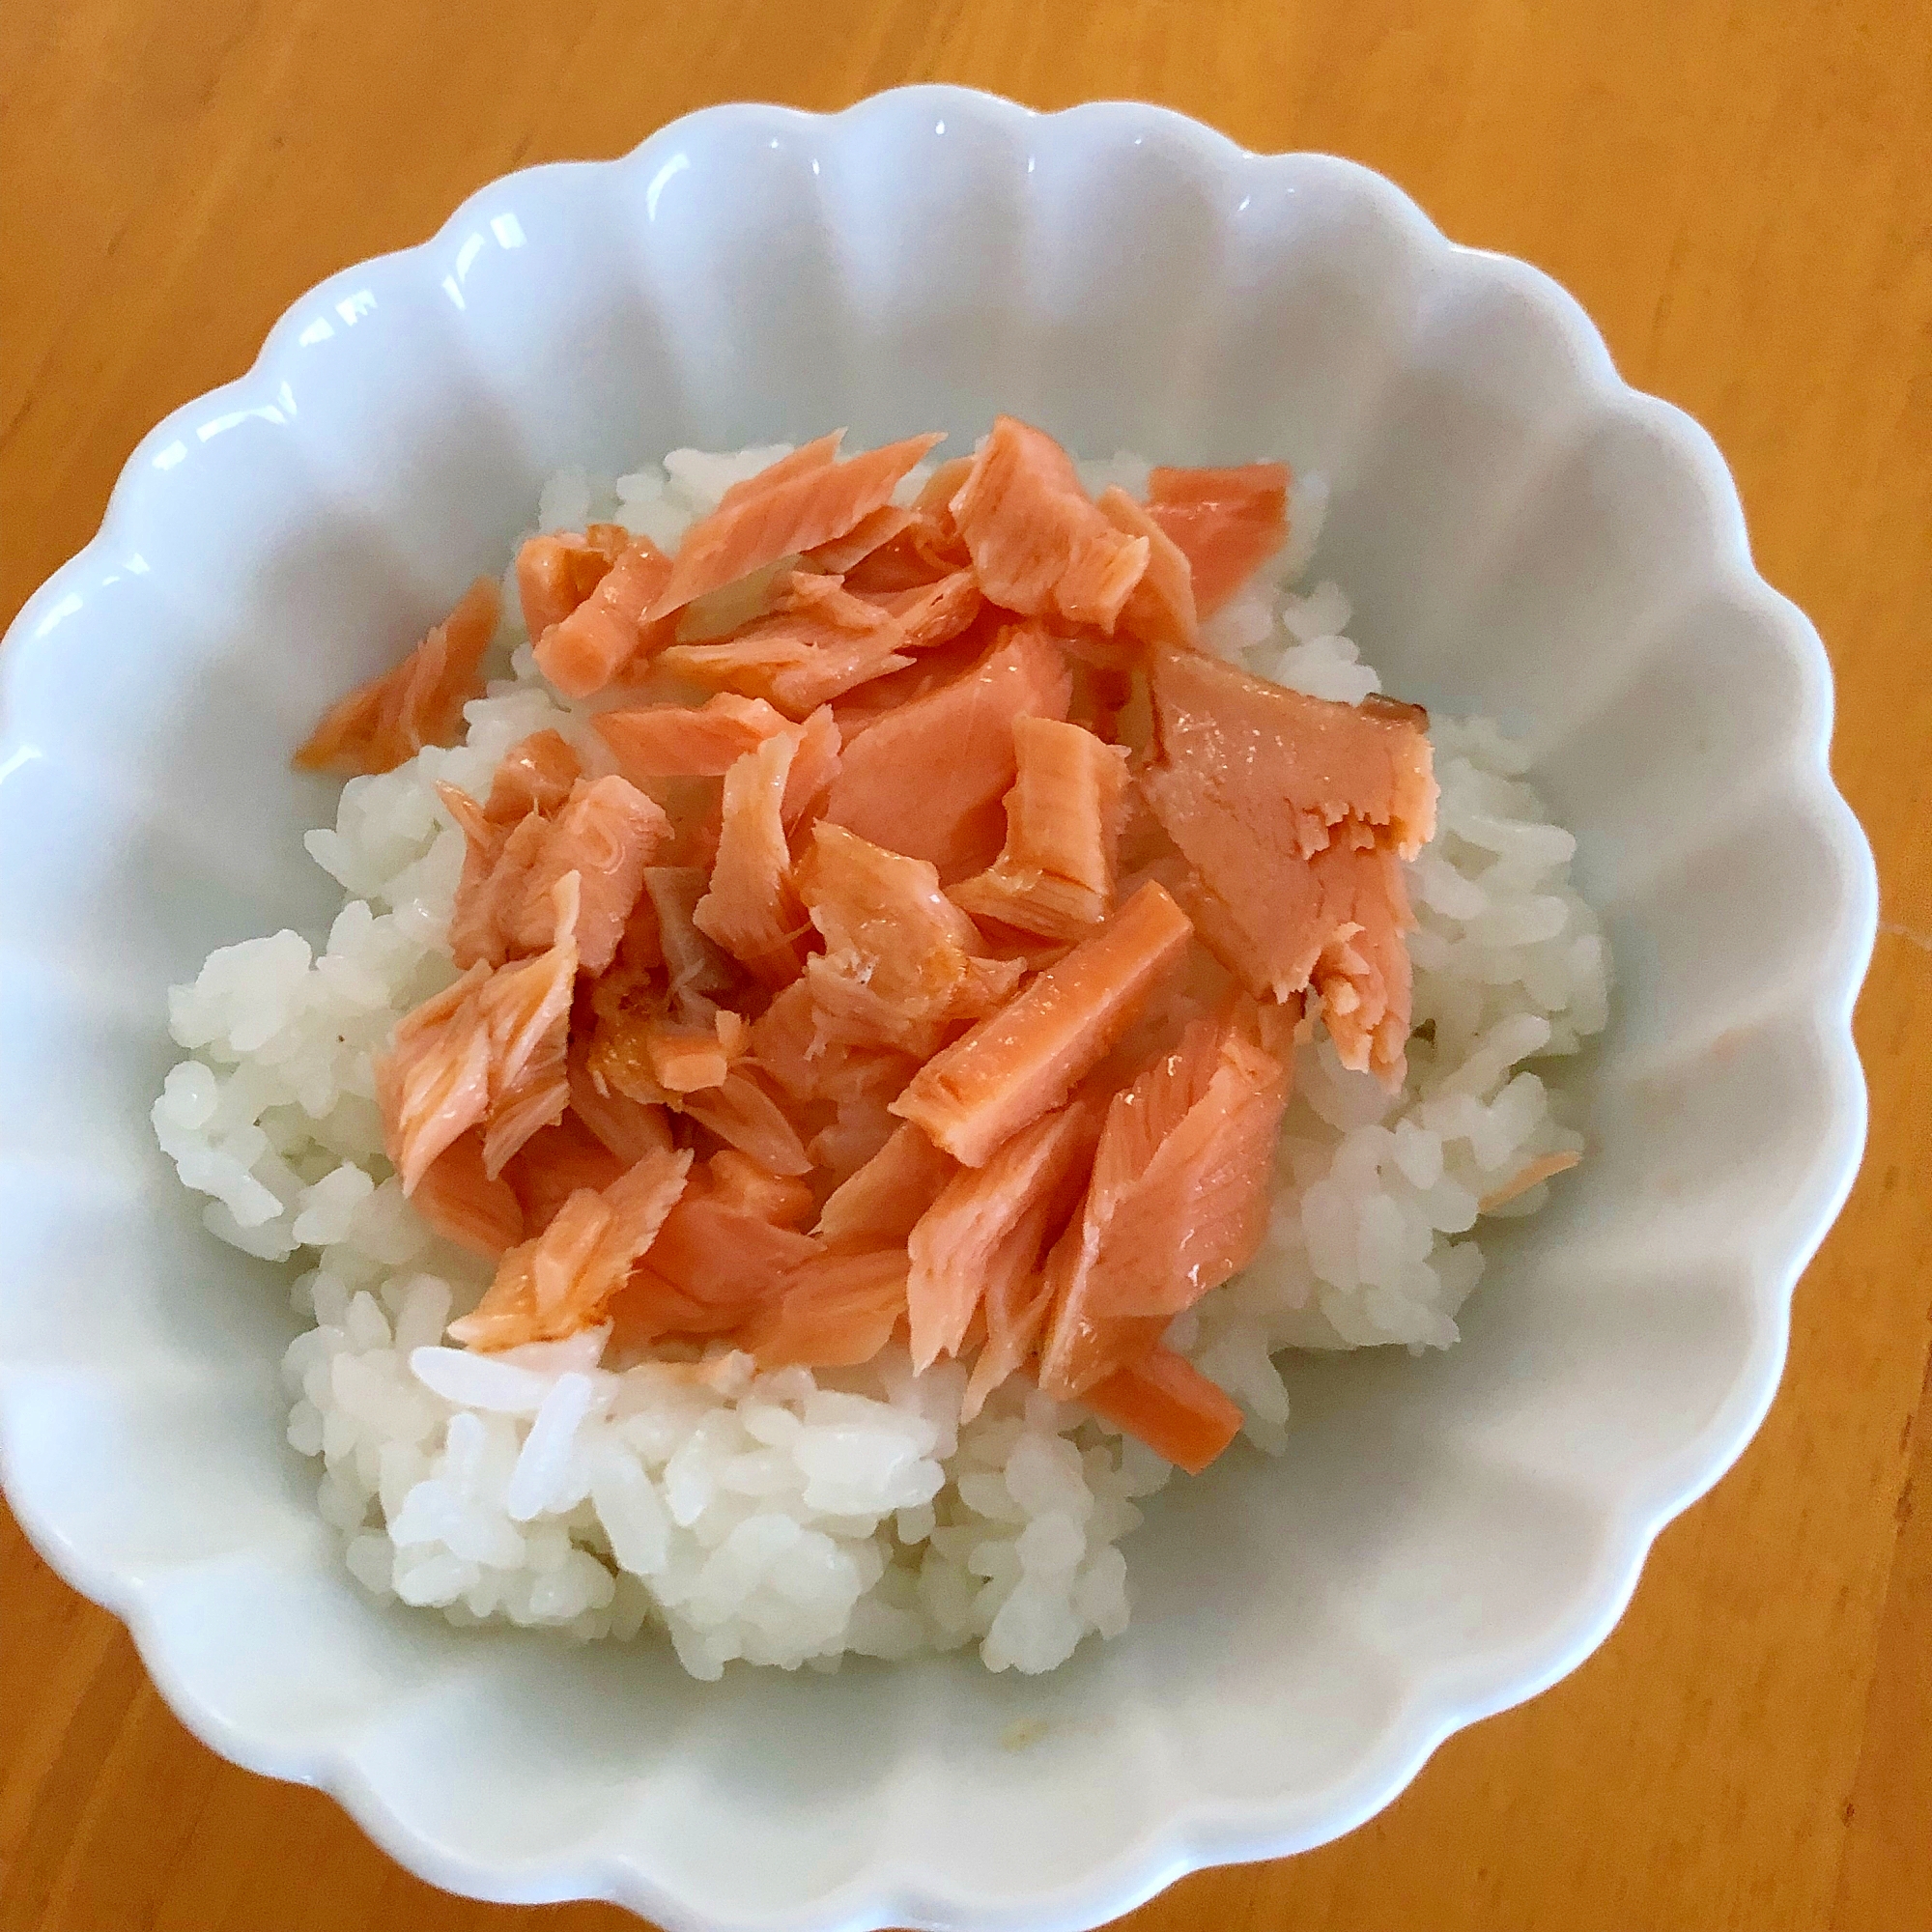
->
<box><xmin>3</xmin><ymin>2</ymin><xmax>1928</xmax><ymax>1927</ymax></box>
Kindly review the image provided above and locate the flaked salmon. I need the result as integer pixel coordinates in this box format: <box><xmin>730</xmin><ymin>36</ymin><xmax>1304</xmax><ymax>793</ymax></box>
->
<box><xmin>296</xmin><ymin>418</ymin><xmax>1440</xmax><ymax>1480</ymax></box>
<box><xmin>449</xmin><ymin>1145</ymin><xmax>692</xmax><ymax>1351</ymax></box>
<box><xmin>1144</xmin><ymin>463</ymin><xmax>1290</xmax><ymax>618</ymax></box>
<box><xmin>645</xmin><ymin>433</ymin><xmax>944</xmax><ymax>622</ymax></box>
<box><xmin>297</xmin><ymin>577</ymin><xmax>499</xmax><ymax>777</ymax></box>
<box><xmin>952</xmin><ymin>417</ymin><xmax>1149</xmax><ymax>633</ymax></box>
<box><xmin>640</xmin><ymin>865</ymin><xmax>739</xmax><ymax>1013</ymax></box>
<box><xmin>823</xmin><ymin>626</ymin><xmax>1072</xmax><ymax>879</ymax></box>
<box><xmin>893</xmin><ymin>881</ymin><xmax>1194</xmax><ymax>1167</ymax></box>
<box><xmin>376</xmin><ymin>962</ymin><xmax>494</xmax><ymax>1192</ymax></box>
<box><xmin>782</xmin><ymin>703</ymin><xmax>841</xmax><ymax>832</ymax></box>
<box><xmin>950</xmin><ymin>716</ymin><xmax>1129</xmax><ymax>940</ymax></box>
<box><xmin>471</xmin><ymin>876</ymin><xmax>582</xmax><ymax>1176</ymax></box>
<box><xmin>516</xmin><ymin>525</ymin><xmax>629</xmax><ymax>639</ymax></box>
<box><xmin>534</xmin><ymin>537</ymin><xmax>678</xmax><ymax>698</ymax></box>
<box><xmin>1037</xmin><ymin>1009</ymin><xmax>1288</xmax><ymax>1400</ymax></box>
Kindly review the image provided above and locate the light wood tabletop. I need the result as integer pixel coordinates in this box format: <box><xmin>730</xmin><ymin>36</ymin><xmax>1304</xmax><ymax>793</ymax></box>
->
<box><xmin>4</xmin><ymin>3</ymin><xmax>1928</xmax><ymax>1928</ymax></box>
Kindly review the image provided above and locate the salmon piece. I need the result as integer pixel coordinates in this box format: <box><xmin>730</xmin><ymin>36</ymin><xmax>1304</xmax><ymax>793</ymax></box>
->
<box><xmin>645</xmin><ymin>433</ymin><xmax>944</xmax><ymax>622</ymax></box>
<box><xmin>1148</xmin><ymin>646</ymin><xmax>1434</xmax><ymax>859</ymax></box>
<box><xmin>740</xmin><ymin>1249</ymin><xmax>909</xmax><ymax>1369</ymax></box>
<box><xmin>893</xmin><ymin>881</ymin><xmax>1194</xmax><ymax>1167</ymax></box>
<box><xmin>515</xmin><ymin>525</ymin><xmax>629</xmax><ymax>639</ymax></box>
<box><xmin>296</xmin><ymin>577</ymin><xmax>499</xmax><ymax>777</ymax></box>
<box><xmin>801</xmin><ymin>503</ymin><xmax>915</xmax><ymax>575</ymax></box>
<box><xmin>593</xmin><ymin>698</ymin><xmax>770</xmax><ymax>781</ymax></box>
<box><xmin>693</xmin><ymin>730</ymin><xmax>810</xmax><ymax>981</ymax></box>
<box><xmin>640</xmin><ymin>866</ymin><xmax>739</xmax><ymax>1012</ymax></box>
<box><xmin>1143</xmin><ymin>644</ymin><xmax>1435</xmax><ymax>1078</ymax></box>
<box><xmin>715</xmin><ymin>431</ymin><xmax>845</xmax><ymax>510</ymax></box>
<box><xmin>951</xmin><ymin>417</ymin><xmax>1149</xmax><ymax>633</ymax></box>
<box><xmin>503</xmin><ymin>1112</ymin><xmax>629</xmax><ymax>1235</ymax></box>
<box><xmin>950</xmin><ymin>716</ymin><xmax>1130</xmax><ymax>941</ymax></box>
<box><xmin>508</xmin><ymin>776</ymin><xmax>669</xmax><ymax>974</ymax></box>
<box><xmin>805</xmin><ymin>1074</ymin><xmax>906</xmax><ymax>1184</ymax></box>
<box><xmin>448</xmin><ymin>1145</ymin><xmax>693</xmax><ymax>1350</ymax></box>
<box><xmin>534</xmin><ymin>537</ymin><xmax>678</xmax><ymax>698</ymax></box>
<box><xmin>473</xmin><ymin>886</ymin><xmax>581</xmax><ymax>1176</ymax></box>
<box><xmin>681</xmin><ymin>1066</ymin><xmax>813</xmax><ymax>1177</ymax></box>
<box><xmin>593</xmin><ymin>693</ymin><xmax>792</xmax><ymax>781</ymax></box>
<box><xmin>841</xmin><ymin>469</ymin><xmax>975</xmax><ymax>594</ymax></box>
<box><xmin>662</xmin><ymin>781</ymin><xmax>726</xmax><ymax>872</ymax></box>
<box><xmin>799</xmin><ymin>822</ymin><xmax>1023</xmax><ymax>1059</ymax></box>
<box><xmin>614</xmin><ymin>1151</ymin><xmax>822</xmax><ymax>1343</ymax></box>
<box><xmin>1085</xmin><ymin>1348</ymin><xmax>1243</xmax><ymax>1474</ymax></box>
<box><xmin>1479</xmin><ymin>1149</ymin><xmax>1582</xmax><ymax>1213</ymax></box>
<box><xmin>1268</xmin><ymin>834</ymin><xmax>1419</xmax><ymax>1081</ymax></box>
<box><xmin>745</xmin><ymin>979</ymin><xmax>826</xmax><ymax>1101</ymax></box>
<box><xmin>827</xmin><ymin>631</ymin><xmax>994</xmax><ymax>741</ymax></box>
<box><xmin>1097</xmin><ymin>487</ymin><xmax>1199</xmax><ymax>650</ymax></box>
<box><xmin>658</xmin><ymin>574</ymin><xmax>914</xmax><ymax>719</ymax></box>
<box><xmin>1144</xmin><ymin>464</ymin><xmax>1290</xmax><ymax>618</ymax></box>
<box><xmin>961</xmin><ymin>1264</ymin><xmax>1053</xmax><ymax>1424</ymax></box>
<box><xmin>823</xmin><ymin>626</ymin><xmax>1073</xmax><ymax>879</ymax></box>
<box><xmin>445</xmin><ymin>774</ymin><xmax>668</xmax><ymax>976</ymax></box>
<box><xmin>905</xmin><ymin>1097</ymin><xmax>1100</xmax><ymax>1372</ymax></box>
<box><xmin>376</xmin><ymin>962</ymin><xmax>494</xmax><ymax>1193</ymax></box>
<box><xmin>485</xmin><ymin>729</ymin><xmax>582</xmax><ymax>823</ymax></box>
<box><xmin>411</xmin><ymin>1127</ymin><xmax>525</xmax><ymax>1262</ymax></box>
<box><xmin>815</xmin><ymin>1120</ymin><xmax>958</xmax><ymax>1249</ymax></box>
<box><xmin>671</xmin><ymin>558</ymin><xmax>802</xmax><ymax>647</ymax></box>
<box><xmin>746</xmin><ymin>986</ymin><xmax>914</xmax><ymax>1182</ymax></box>
<box><xmin>566</xmin><ymin>1037</ymin><xmax>673</xmax><ymax>1164</ymax></box>
<box><xmin>438</xmin><ymin>782</ymin><xmax>526</xmax><ymax>970</ymax></box>
<box><xmin>642</xmin><ymin>1019</ymin><xmax>731</xmax><ymax>1094</ymax></box>
<box><xmin>916</xmin><ymin>455</ymin><xmax>975</xmax><ymax>515</ymax></box>
<box><xmin>860</xmin><ymin>570</ymin><xmax>984</xmax><ymax>651</ymax></box>
<box><xmin>708</xmin><ymin>1148</ymin><xmax>815</xmax><ymax>1229</ymax></box>
<box><xmin>597</xmin><ymin>696</ymin><xmax>836</xmax><ymax>836</ymax></box>
<box><xmin>782</xmin><ymin>703</ymin><xmax>841</xmax><ymax>833</ymax></box>
<box><xmin>1037</xmin><ymin>1011</ymin><xmax>1288</xmax><ymax>1400</ymax></box>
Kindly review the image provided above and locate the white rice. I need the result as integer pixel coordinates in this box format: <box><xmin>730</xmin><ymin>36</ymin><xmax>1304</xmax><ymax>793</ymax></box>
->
<box><xmin>152</xmin><ymin>442</ymin><xmax>1609</xmax><ymax>1676</ymax></box>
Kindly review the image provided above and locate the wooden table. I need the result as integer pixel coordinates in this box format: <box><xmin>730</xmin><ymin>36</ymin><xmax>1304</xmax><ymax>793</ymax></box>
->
<box><xmin>4</xmin><ymin>3</ymin><xmax>1927</xmax><ymax>1927</ymax></box>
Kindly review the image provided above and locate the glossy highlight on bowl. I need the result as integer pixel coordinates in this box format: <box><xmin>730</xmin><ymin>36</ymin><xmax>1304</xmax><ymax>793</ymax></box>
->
<box><xmin>0</xmin><ymin>85</ymin><xmax>1875</xmax><ymax>1932</ymax></box>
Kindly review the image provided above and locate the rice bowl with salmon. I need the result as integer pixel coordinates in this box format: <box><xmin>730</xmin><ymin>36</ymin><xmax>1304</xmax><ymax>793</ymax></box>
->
<box><xmin>152</xmin><ymin>420</ymin><xmax>1608</xmax><ymax>1679</ymax></box>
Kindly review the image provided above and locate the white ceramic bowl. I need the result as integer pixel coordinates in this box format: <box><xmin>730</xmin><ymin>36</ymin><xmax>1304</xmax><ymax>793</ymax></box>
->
<box><xmin>0</xmin><ymin>86</ymin><xmax>1875</xmax><ymax>1932</ymax></box>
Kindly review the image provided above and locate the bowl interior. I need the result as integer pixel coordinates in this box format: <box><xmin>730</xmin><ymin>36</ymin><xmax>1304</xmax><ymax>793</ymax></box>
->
<box><xmin>0</xmin><ymin>91</ymin><xmax>1871</xmax><ymax>1932</ymax></box>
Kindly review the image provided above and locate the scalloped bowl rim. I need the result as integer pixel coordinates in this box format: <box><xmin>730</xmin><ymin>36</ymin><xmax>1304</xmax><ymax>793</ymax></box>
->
<box><xmin>0</xmin><ymin>85</ymin><xmax>1877</xmax><ymax>1932</ymax></box>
